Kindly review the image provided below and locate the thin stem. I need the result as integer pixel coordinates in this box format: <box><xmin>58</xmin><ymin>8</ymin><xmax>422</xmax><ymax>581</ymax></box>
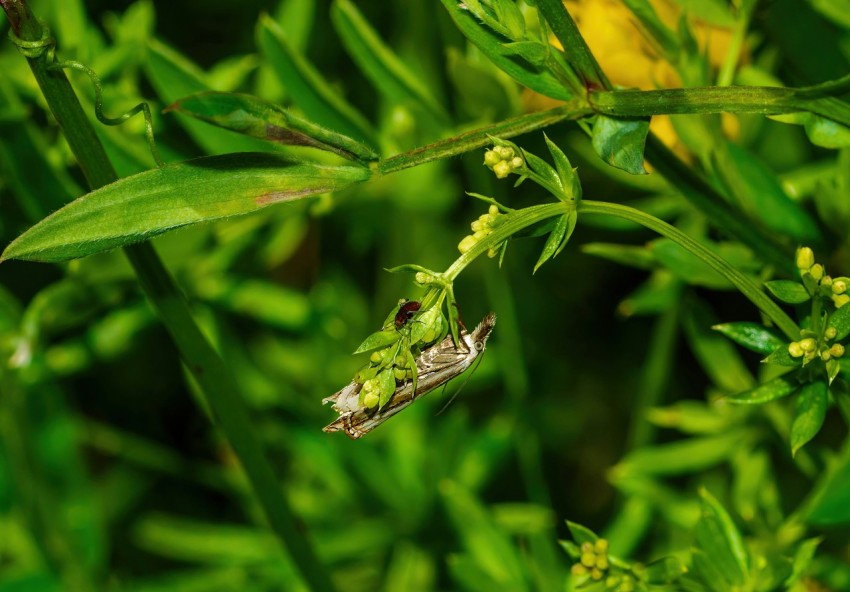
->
<box><xmin>376</xmin><ymin>102</ymin><xmax>591</xmax><ymax>175</ymax></box>
<box><xmin>2</xmin><ymin>4</ymin><xmax>335</xmax><ymax>590</ymax></box>
<box><xmin>578</xmin><ymin>200</ymin><xmax>801</xmax><ymax>340</ymax></box>
<box><xmin>589</xmin><ymin>85</ymin><xmax>796</xmax><ymax>117</ymax></box>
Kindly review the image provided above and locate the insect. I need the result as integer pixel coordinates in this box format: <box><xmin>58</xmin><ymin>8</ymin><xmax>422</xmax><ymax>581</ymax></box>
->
<box><xmin>394</xmin><ymin>300</ymin><xmax>422</xmax><ymax>329</ymax></box>
<box><xmin>323</xmin><ymin>312</ymin><xmax>496</xmax><ymax>439</ymax></box>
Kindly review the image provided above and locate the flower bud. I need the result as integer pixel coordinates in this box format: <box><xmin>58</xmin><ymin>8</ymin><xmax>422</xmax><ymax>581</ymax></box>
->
<box><xmin>362</xmin><ymin>392</ymin><xmax>379</xmax><ymax>408</ymax></box>
<box><xmin>488</xmin><ymin>204</ymin><xmax>500</xmax><ymax>216</ymax></box>
<box><xmin>370</xmin><ymin>350</ymin><xmax>383</xmax><ymax>363</ymax></box>
<box><xmin>796</xmin><ymin>247</ymin><xmax>815</xmax><ymax>271</ymax></box>
<box><xmin>831</xmin><ymin>343</ymin><xmax>845</xmax><ymax>358</ymax></box>
<box><xmin>800</xmin><ymin>337</ymin><xmax>817</xmax><ymax>352</ymax></box>
<box><xmin>834</xmin><ymin>280</ymin><xmax>847</xmax><ymax>295</ymax></box>
<box><xmin>510</xmin><ymin>156</ymin><xmax>524</xmax><ymax>169</ymax></box>
<box><xmin>826</xmin><ymin>327</ymin><xmax>837</xmax><ymax>340</ymax></box>
<box><xmin>414</xmin><ymin>271</ymin><xmax>432</xmax><ymax>286</ymax></box>
<box><xmin>821</xmin><ymin>350</ymin><xmax>831</xmax><ymax>361</ymax></box>
<box><xmin>495</xmin><ymin>145</ymin><xmax>513</xmax><ymax>159</ymax></box>
<box><xmin>487</xmin><ymin>247</ymin><xmax>498</xmax><ymax>258</ymax></box>
<box><xmin>591</xmin><ymin>568</ymin><xmax>603</xmax><ymax>580</ymax></box>
<box><xmin>788</xmin><ymin>342</ymin><xmax>804</xmax><ymax>357</ymax></box>
<box><xmin>493</xmin><ymin>161</ymin><xmax>512</xmax><ymax>179</ymax></box>
<box><xmin>834</xmin><ymin>294</ymin><xmax>850</xmax><ymax>308</ymax></box>
<box><xmin>473</xmin><ymin>230</ymin><xmax>487</xmax><ymax>241</ymax></box>
<box><xmin>581</xmin><ymin>553</ymin><xmax>596</xmax><ymax>567</ymax></box>
<box><xmin>394</xmin><ymin>367</ymin><xmax>407</xmax><ymax>381</ymax></box>
<box><xmin>810</xmin><ymin>264</ymin><xmax>825</xmax><ymax>281</ymax></box>
<box><xmin>483</xmin><ymin>150</ymin><xmax>500</xmax><ymax>167</ymax></box>
<box><xmin>458</xmin><ymin>235</ymin><xmax>477</xmax><ymax>254</ymax></box>
<box><xmin>570</xmin><ymin>564</ymin><xmax>587</xmax><ymax>576</ymax></box>
<box><xmin>594</xmin><ymin>539</ymin><xmax>609</xmax><ymax>553</ymax></box>
<box><xmin>471</xmin><ymin>219</ymin><xmax>485</xmax><ymax>233</ymax></box>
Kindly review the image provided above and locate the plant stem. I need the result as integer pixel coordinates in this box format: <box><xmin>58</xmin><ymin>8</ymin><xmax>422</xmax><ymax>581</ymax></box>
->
<box><xmin>376</xmin><ymin>102</ymin><xmax>591</xmax><ymax>174</ymax></box>
<box><xmin>2</xmin><ymin>3</ymin><xmax>335</xmax><ymax>590</ymax></box>
<box><xmin>590</xmin><ymin>85</ymin><xmax>797</xmax><ymax>116</ymax></box>
<box><xmin>578</xmin><ymin>200</ymin><xmax>801</xmax><ymax>340</ymax></box>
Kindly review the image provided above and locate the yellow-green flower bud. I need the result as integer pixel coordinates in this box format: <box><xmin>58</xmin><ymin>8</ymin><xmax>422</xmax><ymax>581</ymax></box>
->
<box><xmin>826</xmin><ymin>327</ymin><xmax>838</xmax><ymax>340</ymax></box>
<box><xmin>394</xmin><ymin>367</ymin><xmax>407</xmax><ymax>381</ymax></box>
<box><xmin>580</xmin><ymin>542</ymin><xmax>594</xmax><ymax>554</ymax></box>
<box><xmin>810</xmin><ymin>264</ymin><xmax>825</xmax><ymax>281</ymax></box>
<box><xmin>370</xmin><ymin>350</ymin><xmax>383</xmax><ymax>363</ymax></box>
<box><xmin>495</xmin><ymin>145</ymin><xmax>513</xmax><ymax>159</ymax></box>
<box><xmin>834</xmin><ymin>294</ymin><xmax>850</xmax><ymax>308</ymax></box>
<box><xmin>581</xmin><ymin>553</ymin><xmax>595</xmax><ymax>567</ymax></box>
<box><xmin>483</xmin><ymin>150</ymin><xmax>500</xmax><ymax>167</ymax></box>
<box><xmin>458</xmin><ymin>235</ymin><xmax>477</xmax><ymax>254</ymax></box>
<box><xmin>493</xmin><ymin>161</ymin><xmax>512</xmax><ymax>179</ymax></box>
<box><xmin>363</xmin><ymin>379</ymin><xmax>376</xmax><ymax>392</ymax></box>
<box><xmin>788</xmin><ymin>342</ymin><xmax>804</xmax><ymax>357</ymax></box>
<box><xmin>488</xmin><ymin>204</ymin><xmax>500</xmax><ymax>216</ymax></box>
<box><xmin>800</xmin><ymin>338</ymin><xmax>817</xmax><ymax>352</ymax></box>
<box><xmin>834</xmin><ymin>280</ymin><xmax>847</xmax><ymax>295</ymax></box>
<box><xmin>796</xmin><ymin>247</ymin><xmax>815</xmax><ymax>271</ymax></box>
<box><xmin>419</xmin><ymin>329</ymin><xmax>436</xmax><ymax>344</ymax></box>
<box><xmin>570</xmin><ymin>564</ymin><xmax>587</xmax><ymax>576</ymax></box>
<box><xmin>473</xmin><ymin>230</ymin><xmax>487</xmax><ymax>241</ymax></box>
<box><xmin>821</xmin><ymin>350</ymin><xmax>831</xmax><ymax>362</ymax></box>
<box><xmin>823</xmin><ymin>276</ymin><xmax>833</xmax><ymax>287</ymax></box>
<box><xmin>831</xmin><ymin>343</ymin><xmax>845</xmax><ymax>358</ymax></box>
<box><xmin>471</xmin><ymin>219</ymin><xmax>485</xmax><ymax>233</ymax></box>
<box><xmin>479</xmin><ymin>213</ymin><xmax>493</xmax><ymax>224</ymax></box>
<box><xmin>594</xmin><ymin>539</ymin><xmax>609</xmax><ymax>553</ymax></box>
<box><xmin>595</xmin><ymin>556</ymin><xmax>608</xmax><ymax>570</ymax></box>
<box><xmin>510</xmin><ymin>156</ymin><xmax>524</xmax><ymax>169</ymax></box>
<box><xmin>362</xmin><ymin>392</ymin><xmax>379</xmax><ymax>408</ymax></box>
<box><xmin>487</xmin><ymin>247</ymin><xmax>498</xmax><ymax>258</ymax></box>
<box><xmin>414</xmin><ymin>271</ymin><xmax>431</xmax><ymax>285</ymax></box>
<box><xmin>590</xmin><ymin>568</ymin><xmax>603</xmax><ymax>581</ymax></box>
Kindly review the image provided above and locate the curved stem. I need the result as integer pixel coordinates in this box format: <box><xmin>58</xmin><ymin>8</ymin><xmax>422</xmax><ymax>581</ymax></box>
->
<box><xmin>578</xmin><ymin>200</ymin><xmax>801</xmax><ymax>340</ymax></box>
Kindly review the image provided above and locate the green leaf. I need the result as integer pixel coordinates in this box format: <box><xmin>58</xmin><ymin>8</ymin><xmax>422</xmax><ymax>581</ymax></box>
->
<box><xmin>807</xmin><ymin>441</ymin><xmax>850</xmax><ymax>525</ymax></box>
<box><xmin>643</xmin><ymin>556</ymin><xmax>688</xmax><ymax>585</ymax></box>
<box><xmin>615</xmin><ymin>432</ymin><xmax>746</xmax><ymax>476</ymax></box>
<box><xmin>726</xmin><ymin>374</ymin><xmax>799</xmax><ymax>405</ymax></box>
<box><xmin>533</xmin><ymin>213</ymin><xmax>569</xmax><ymax>273</ymax></box>
<box><xmin>762</xmin><ymin>344</ymin><xmax>800</xmax><ymax>367</ymax></box>
<box><xmin>257</xmin><ymin>14</ymin><xmax>376</xmax><ymax>143</ymax></box>
<box><xmin>828</xmin><ymin>301</ymin><xmax>850</xmax><ymax>341</ymax></box>
<box><xmin>712</xmin><ymin>141</ymin><xmax>822</xmax><ymax>244</ymax></box>
<box><xmin>591</xmin><ymin>115</ymin><xmax>650</xmax><ymax>175</ymax></box>
<box><xmin>712</xmin><ymin>322</ymin><xmax>785</xmax><ymax>355</ymax></box>
<box><xmin>331</xmin><ymin>0</ymin><xmax>448</xmax><ymax>127</ymax></box>
<box><xmin>544</xmin><ymin>134</ymin><xmax>581</xmax><ymax>201</ymax></box>
<box><xmin>650</xmin><ymin>239</ymin><xmax>730</xmax><ymax>289</ymax></box>
<box><xmin>565</xmin><ymin>521</ymin><xmax>599</xmax><ymax>545</ymax></box>
<box><xmin>791</xmin><ymin>380</ymin><xmax>828</xmax><ymax>456</ymax></box>
<box><xmin>535</xmin><ymin>0</ymin><xmax>608</xmax><ymax>89</ymax></box>
<box><xmin>354</xmin><ymin>329</ymin><xmax>402</xmax><ymax>354</ymax></box>
<box><xmin>786</xmin><ymin>537</ymin><xmax>822</xmax><ymax>586</ymax></box>
<box><xmin>765</xmin><ymin>280</ymin><xmax>810</xmax><ymax>304</ymax></box>
<box><xmin>1</xmin><ymin>153</ymin><xmax>370</xmax><ymax>262</ymax></box>
<box><xmin>441</xmin><ymin>0</ymin><xmax>573</xmax><ymax>101</ymax></box>
<box><xmin>166</xmin><ymin>91</ymin><xmax>378</xmax><ymax>161</ymax></box>
<box><xmin>695</xmin><ymin>489</ymin><xmax>749</xmax><ymax>586</ymax></box>
<box><xmin>582</xmin><ymin>242</ymin><xmax>656</xmax><ymax>270</ymax></box>
<box><xmin>377</xmin><ymin>366</ymin><xmax>396</xmax><ymax>408</ymax></box>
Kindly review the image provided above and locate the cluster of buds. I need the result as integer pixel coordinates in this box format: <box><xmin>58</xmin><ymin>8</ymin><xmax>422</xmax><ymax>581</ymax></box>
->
<box><xmin>359</xmin><ymin>376</ymin><xmax>383</xmax><ymax>409</ymax></box>
<box><xmin>458</xmin><ymin>205</ymin><xmax>503</xmax><ymax>257</ymax></box>
<box><xmin>796</xmin><ymin>247</ymin><xmax>850</xmax><ymax>308</ymax></box>
<box><xmin>483</xmin><ymin>144</ymin><xmax>525</xmax><ymax>179</ymax></box>
<box><xmin>788</xmin><ymin>334</ymin><xmax>845</xmax><ymax>364</ymax></box>
<box><xmin>571</xmin><ymin>539</ymin><xmax>609</xmax><ymax>582</ymax></box>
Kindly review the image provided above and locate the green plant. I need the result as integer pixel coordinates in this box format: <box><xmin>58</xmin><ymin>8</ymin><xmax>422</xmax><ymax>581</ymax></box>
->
<box><xmin>2</xmin><ymin>0</ymin><xmax>850</xmax><ymax>590</ymax></box>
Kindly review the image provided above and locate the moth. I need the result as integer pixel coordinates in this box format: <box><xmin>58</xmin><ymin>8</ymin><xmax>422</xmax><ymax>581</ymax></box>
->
<box><xmin>323</xmin><ymin>312</ymin><xmax>496</xmax><ymax>439</ymax></box>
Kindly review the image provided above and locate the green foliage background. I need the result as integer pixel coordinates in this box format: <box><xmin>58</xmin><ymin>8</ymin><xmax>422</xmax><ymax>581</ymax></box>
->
<box><xmin>1</xmin><ymin>0</ymin><xmax>850</xmax><ymax>590</ymax></box>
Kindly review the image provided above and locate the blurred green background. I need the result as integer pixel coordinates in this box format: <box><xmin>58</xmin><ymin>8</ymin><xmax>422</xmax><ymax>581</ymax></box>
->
<box><xmin>2</xmin><ymin>0</ymin><xmax>850</xmax><ymax>590</ymax></box>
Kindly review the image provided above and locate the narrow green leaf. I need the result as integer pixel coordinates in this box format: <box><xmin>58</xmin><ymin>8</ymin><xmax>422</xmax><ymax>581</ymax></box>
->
<box><xmin>167</xmin><ymin>91</ymin><xmax>378</xmax><ymax>161</ymax></box>
<box><xmin>354</xmin><ymin>329</ymin><xmax>401</xmax><ymax>354</ymax></box>
<box><xmin>786</xmin><ymin>537</ymin><xmax>822</xmax><ymax>586</ymax></box>
<box><xmin>533</xmin><ymin>214</ymin><xmax>568</xmax><ymax>273</ymax></box>
<box><xmin>712</xmin><ymin>322</ymin><xmax>785</xmax><ymax>355</ymax></box>
<box><xmin>331</xmin><ymin>0</ymin><xmax>448</xmax><ymax>126</ymax></box>
<box><xmin>535</xmin><ymin>0</ymin><xmax>609</xmax><ymax>89</ymax></box>
<box><xmin>726</xmin><ymin>374</ymin><xmax>799</xmax><ymax>405</ymax></box>
<box><xmin>582</xmin><ymin>242</ymin><xmax>655</xmax><ymax>270</ymax></box>
<box><xmin>565</xmin><ymin>521</ymin><xmax>599</xmax><ymax>546</ymax></box>
<box><xmin>544</xmin><ymin>134</ymin><xmax>581</xmax><ymax>201</ymax></box>
<box><xmin>522</xmin><ymin>149</ymin><xmax>563</xmax><ymax>195</ymax></box>
<box><xmin>807</xmin><ymin>441</ymin><xmax>850</xmax><ymax>526</ymax></box>
<box><xmin>791</xmin><ymin>380</ymin><xmax>828</xmax><ymax>456</ymax></box>
<box><xmin>765</xmin><ymin>280</ymin><xmax>810</xmax><ymax>304</ymax></box>
<box><xmin>650</xmin><ymin>239</ymin><xmax>730</xmax><ymax>289</ymax></box>
<box><xmin>591</xmin><ymin>115</ymin><xmax>650</xmax><ymax>175</ymax></box>
<box><xmin>696</xmin><ymin>489</ymin><xmax>749</xmax><ymax>586</ymax></box>
<box><xmin>554</xmin><ymin>210</ymin><xmax>577</xmax><ymax>258</ymax></box>
<box><xmin>501</xmin><ymin>41</ymin><xmax>549</xmax><ymax>66</ymax></box>
<box><xmin>828</xmin><ymin>302</ymin><xmax>850</xmax><ymax>341</ymax></box>
<box><xmin>615</xmin><ymin>432</ymin><xmax>746</xmax><ymax>476</ymax></box>
<box><xmin>762</xmin><ymin>343</ymin><xmax>800</xmax><ymax>367</ymax></box>
<box><xmin>377</xmin><ymin>366</ymin><xmax>396</xmax><ymax>408</ymax></box>
<box><xmin>643</xmin><ymin>556</ymin><xmax>688</xmax><ymax>585</ymax></box>
<box><xmin>440</xmin><ymin>0</ymin><xmax>573</xmax><ymax>101</ymax></box>
<box><xmin>257</xmin><ymin>14</ymin><xmax>375</xmax><ymax>143</ymax></box>
<box><xmin>1</xmin><ymin>153</ymin><xmax>370</xmax><ymax>262</ymax></box>
<box><xmin>712</xmin><ymin>141</ymin><xmax>822</xmax><ymax>244</ymax></box>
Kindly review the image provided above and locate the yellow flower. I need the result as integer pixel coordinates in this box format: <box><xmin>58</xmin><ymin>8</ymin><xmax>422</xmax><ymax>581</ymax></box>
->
<box><xmin>526</xmin><ymin>0</ymin><xmax>742</xmax><ymax>155</ymax></box>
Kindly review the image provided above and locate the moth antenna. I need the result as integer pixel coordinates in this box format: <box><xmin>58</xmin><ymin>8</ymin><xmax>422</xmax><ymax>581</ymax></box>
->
<box><xmin>435</xmin><ymin>350</ymin><xmax>486</xmax><ymax>416</ymax></box>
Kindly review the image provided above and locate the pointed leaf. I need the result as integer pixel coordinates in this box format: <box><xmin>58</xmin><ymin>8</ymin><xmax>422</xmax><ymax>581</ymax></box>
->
<box><xmin>591</xmin><ymin>115</ymin><xmax>650</xmax><ymax>175</ymax></box>
<box><xmin>762</xmin><ymin>343</ymin><xmax>800</xmax><ymax>367</ymax></box>
<box><xmin>696</xmin><ymin>489</ymin><xmax>748</xmax><ymax>586</ymax></box>
<box><xmin>791</xmin><ymin>380</ymin><xmax>828</xmax><ymax>456</ymax></box>
<box><xmin>765</xmin><ymin>280</ymin><xmax>810</xmax><ymax>304</ymax></box>
<box><xmin>565</xmin><ymin>521</ymin><xmax>599</xmax><ymax>546</ymax></box>
<box><xmin>726</xmin><ymin>374</ymin><xmax>799</xmax><ymax>405</ymax></box>
<box><xmin>544</xmin><ymin>134</ymin><xmax>581</xmax><ymax>201</ymax></box>
<box><xmin>354</xmin><ymin>329</ymin><xmax>402</xmax><ymax>355</ymax></box>
<box><xmin>712</xmin><ymin>322</ymin><xmax>785</xmax><ymax>355</ymax></box>
<box><xmin>167</xmin><ymin>92</ymin><xmax>378</xmax><ymax>161</ymax></box>
<box><xmin>2</xmin><ymin>153</ymin><xmax>370</xmax><ymax>262</ymax></box>
<box><xmin>378</xmin><ymin>366</ymin><xmax>396</xmax><ymax>408</ymax></box>
<box><xmin>533</xmin><ymin>214</ymin><xmax>569</xmax><ymax>273</ymax></box>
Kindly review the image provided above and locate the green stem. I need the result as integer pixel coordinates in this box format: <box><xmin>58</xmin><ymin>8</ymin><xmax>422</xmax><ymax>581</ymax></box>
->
<box><xmin>578</xmin><ymin>200</ymin><xmax>801</xmax><ymax>340</ymax></box>
<box><xmin>589</xmin><ymin>85</ymin><xmax>797</xmax><ymax>116</ymax></box>
<box><xmin>376</xmin><ymin>102</ymin><xmax>591</xmax><ymax>175</ymax></box>
<box><xmin>2</xmin><ymin>4</ymin><xmax>335</xmax><ymax>590</ymax></box>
